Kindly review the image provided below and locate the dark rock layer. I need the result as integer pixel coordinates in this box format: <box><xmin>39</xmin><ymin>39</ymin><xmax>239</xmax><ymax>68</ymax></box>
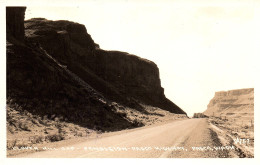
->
<box><xmin>24</xmin><ymin>18</ymin><xmax>185</xmax><ymax>114</ymax></box>
<box><xmin>6</xmin><ymin>7</ymin><xmax>26</xmax><ymax>41</ymax></box>
<box><xmin>7</xmin><ymin>7</ymin><xmax>186</xmax><ymax>132</ymax></box>
<box><xmin>6</xmin><ymin>7</ymin><xmax>186</xmax><ymax>133</ymax></box>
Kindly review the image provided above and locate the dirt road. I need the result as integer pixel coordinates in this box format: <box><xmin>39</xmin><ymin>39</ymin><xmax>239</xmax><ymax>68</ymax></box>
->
<box><xmin>17</xmin><ymin>118</ymin><xmax>230</xmax><ymax>158</ymax></box>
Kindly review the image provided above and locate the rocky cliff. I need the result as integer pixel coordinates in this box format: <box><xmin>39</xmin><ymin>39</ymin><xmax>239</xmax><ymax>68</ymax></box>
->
<box><xmin>6</xmin><ymin>7</ymin><xmax>186</xmax><ymax>135</ymax></box>
<box><xmin>204</xmin><ymin>88</ymin><xmax>254</xmax><ymax>117</ymax></box>
<box><xmin>6</xmin><ymin>7</ymin><xmax>26</xmax><ymax>41</ymax></box>
<box><xmin>23</xmin><ymin>17</ymin><xmax>185</xmax><ymax>114</ymax></box>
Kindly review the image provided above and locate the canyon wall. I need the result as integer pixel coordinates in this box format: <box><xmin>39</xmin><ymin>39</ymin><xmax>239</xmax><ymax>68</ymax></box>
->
<box><xmin>23</xmin><ymin>18</ymin><xmax>185</xmax><ymax>114</ymax></box>
<box><xmin>204</xmin><ymin>88</ymin><xmax>254</xmax><ymax>117</ymax></box>
<box><xmin>6</xmin><ymin>7</ymin><xmax>186</xmax><ymax>133</ymax></box>
<box><xmin>6</xmin><ymin>7</ymin><xmax>26</xmax><ymax>41</ymax></box>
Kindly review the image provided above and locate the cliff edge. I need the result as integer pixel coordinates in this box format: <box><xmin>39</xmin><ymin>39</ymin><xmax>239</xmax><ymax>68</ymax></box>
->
<box><xmin>23</xmin><ymin>17</ymin><xmax>185</xmax><ymax>114</ymax></box>
<box><xmin>204</xmin><ymin>88</ymin><xmax>254</xmax><ymax>118</ymax></box>
<box><xmin>6</xmin><ymin>7</ymin><xmax>186</xmax><ymax>137</ymax></box>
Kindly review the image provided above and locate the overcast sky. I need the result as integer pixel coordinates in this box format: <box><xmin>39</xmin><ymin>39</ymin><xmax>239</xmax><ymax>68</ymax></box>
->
<box><xmin>24</xmin><ymin>0</ymin><xmax>259</xmax><ymax>117</ymax></box>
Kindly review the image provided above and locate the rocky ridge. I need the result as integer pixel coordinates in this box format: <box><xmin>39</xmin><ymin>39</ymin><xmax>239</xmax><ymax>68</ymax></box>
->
<box><xmin>6</xmin><ymin>6</ymin><xmax>186</xmax><ymax>142</ymax></box>
<box><xmin>23</xmin><ymin>18</ymin><xmax>184</xmax><ymax>114</ymax></box>
<box><xmin>204</xmin><ymin>88</ymin><xmax>254</xmax><ymax>158</ymax></box>
<box><xmin>204</xmin><ymin>88</ymin><xmax>254</xmax><ymax>118</ymax></box>
<box><xmin>6</xmin><ymin>7</ymin><xmax>26</xmax><ymax>41</ymax></box>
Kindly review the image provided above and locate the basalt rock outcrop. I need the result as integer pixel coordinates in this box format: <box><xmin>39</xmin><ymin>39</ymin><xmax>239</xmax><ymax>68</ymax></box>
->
<box><xmin>7</xmin><ymin>8</ymin><xmax>134</xmax><ymax>131</ymax></box>
<box><xmin>23</xmin><ymin>18</ymin><xmax>185</xmax><ymax>114</ymax></box>
<box><xmin>204</xmin><ymin>88</ymin><xmax>254</xmax><ymax>117</ymax></box>
<box><xmin>6</xmin><ymin>7</ymin><xmax>186</xmax><ymax>133</ymax></box>
<box><xmin>6</xmin><ymin>7</ymin><xmax>26</xmax><ymax>41</ymax></box>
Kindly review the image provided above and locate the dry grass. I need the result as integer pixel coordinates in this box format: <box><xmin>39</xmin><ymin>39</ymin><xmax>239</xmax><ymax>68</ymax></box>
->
<box><xmin>6</xmin><ymin>105</ymin><xmax>98</xmax><ymax>151</ymax></box>
<box><xmin>113</xmin><ymin>104</ymin><xmax>187</xmax><ymax>127</ymax></box>
<box><xmin>6</xmin><ymin>101</ymin><xmax>187</xmax><ymax>157</ymax></box>
<box><xmin>209</xmin><ymin>115</ymin><xmax>254</xmax><ymax>148</ymax></box>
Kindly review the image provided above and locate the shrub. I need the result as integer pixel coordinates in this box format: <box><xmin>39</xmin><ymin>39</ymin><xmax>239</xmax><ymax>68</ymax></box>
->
<box><xmin>30</xmin><ymin>135</ymin><xmax>44</xmax><ymax>144</ymax></box>
<box><xmin>7</xmin><ymin>139</ymin><xmax>17</xmax><ymax>150</ymax></box>
<box><xmin>45</xmin><ymin>134</ymin><xmax>65</xmax><ymax>142</ymax></box>
<box><xmin>117</xmin><ymin>111</ymin><xmax>127</xmax><ymax>118</ymax></box>
<box><xmin>18</xmin><ymin>122</ymin><xmax>31</xmax><ymax>131</ymax></box>
<box><xmin>7</xmin><ymin>126</ymin><xmax>15</xmax><ymax>134</ymax></box>
<box><xmin>31</xmin><ymin>119</ymin><xmax>39</xmax><ymax>125</ymax></box>
<box><xmin>132</xmin><ymin>119</ymin><xmax>144</xmax><ymax>127</ymax></box>
<box><xmin>76</xmin><ymin>132</ymin><xmax>83</xmax><ymax>137</ymax></box>
<box><xmin>16</xmin><ymin>143</ymin><xmax>29</xmax><ymax>148</ymax></box>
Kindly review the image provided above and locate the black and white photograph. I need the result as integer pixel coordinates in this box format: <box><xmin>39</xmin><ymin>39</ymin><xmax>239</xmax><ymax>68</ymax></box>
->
<box><xmin>1</xmin><ymin>0</ymin><xmax>260</xmax><ymax>162</ymax></box>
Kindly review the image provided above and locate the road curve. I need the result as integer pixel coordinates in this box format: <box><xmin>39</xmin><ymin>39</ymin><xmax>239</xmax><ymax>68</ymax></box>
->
<box><xmin>18</xmin><ymin>118</ymin><xmax>226</xmax><ymax>158</ymax></box>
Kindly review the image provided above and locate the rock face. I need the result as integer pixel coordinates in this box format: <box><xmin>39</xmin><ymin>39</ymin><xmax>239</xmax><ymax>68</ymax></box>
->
<box><xmin>24</xmin><ymin>18</ymin><xmax>185</xmax><ymax>114</ymax></box>
<box><xmin>6</xmin><ymin>7</ymin><xmax>186</xmax><ymax>132</ymax></box>
<box><xmin>204</xmin><ymin>88</ymin><xmax>254</xmax><ymax>117</ymax></box>
<box><xmin>6</xmin><ymin>7</ymin><xmax>26</xmax><ymax>41</ymax></box>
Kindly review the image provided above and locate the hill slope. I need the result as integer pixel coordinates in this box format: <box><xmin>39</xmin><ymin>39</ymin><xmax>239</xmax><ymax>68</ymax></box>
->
<box><xmin>6</xmin><ymin>7</ymin><xmax>187</xmax><ymax>152</ymax></box>
<box><xmin>203</xmin><ymin>88</ymin><xmax>254</xmax><ymax>157</ymax></box>
<box><xmin>23</xmin><ymin>17</ymin><xmax>185</xmax><ymax>114</ymax></box>
<box><xmin>204</xmin><ymin>88</ymin><xmax>254</xmax><ymax>119</ymax></box>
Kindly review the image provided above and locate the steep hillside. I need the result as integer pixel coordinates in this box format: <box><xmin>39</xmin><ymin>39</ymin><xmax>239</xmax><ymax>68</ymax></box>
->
<box><xmin>6</xmin><ymin>7</ymin><xmax>26</xmax><ymax>41</ymax></box>
<box><xmin>6</xmin><ymin>7</ymin><xmax>187</xmax><ymax>153</ymax></box>
<box><xmin>204</xmin><ymin>88</ymin><xmax>254</xmax><ymax>119</ymax></box>
<box><xmin>24</xmin><ymin>18</ymin><xmax>185</xmax><ymax>114</ymax></box>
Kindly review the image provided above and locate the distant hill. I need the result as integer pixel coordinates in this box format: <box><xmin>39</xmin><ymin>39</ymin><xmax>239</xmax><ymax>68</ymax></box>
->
<box><xmin>203</xmin><ymin>88</ymin><xmax>254</xmax><ymax>120</ymax></box>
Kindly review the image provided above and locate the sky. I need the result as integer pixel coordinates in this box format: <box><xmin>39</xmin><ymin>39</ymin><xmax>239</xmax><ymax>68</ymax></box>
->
<box><xmin>22</xmin><ymin>0</ymin><xmax>259</xmax><ymax>117</ymax></box>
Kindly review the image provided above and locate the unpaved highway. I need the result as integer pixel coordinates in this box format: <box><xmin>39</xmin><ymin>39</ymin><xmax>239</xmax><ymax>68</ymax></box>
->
<box><xmin>17</xmin><ymin>118</ymin><xmax>230</xmax><ymax>158</ymax></box>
